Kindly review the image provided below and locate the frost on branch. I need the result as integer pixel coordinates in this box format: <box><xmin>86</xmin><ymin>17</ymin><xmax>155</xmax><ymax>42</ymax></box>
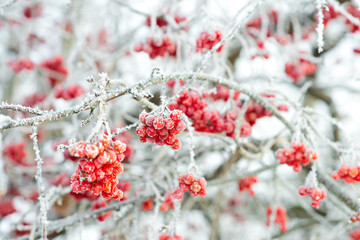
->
<box><xmin>315</xmin><ymin>0</ymin><xmax>326</xmax><ymax>53</ymax></box>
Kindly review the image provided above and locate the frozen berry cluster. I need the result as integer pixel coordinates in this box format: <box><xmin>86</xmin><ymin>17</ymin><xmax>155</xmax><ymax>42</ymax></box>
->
<box><xmin>54</xmin><ymin>84</ymin><xmax>84</xmax><ymax>100</ymax></box>
<box><xmin>159</xmin><ymin>234</ymin><xmax>184</xmax><ymax>240</ymax></box>
<box><xmin>22</xmin><ymin>93</ymin><xmax>47</xmax><ymax>108</ymax></box>
<box><xmin>298</xmin><ymin>186</ymin><xmax>327</xmax><ymax>208</ymax></box>
<box><xmin>70</xmin><ymin>134</ymin><xmax>126</xmax><ymax>201</ymax></box>
<box><xmin>160</xmin><ymin>188</ymin><xmax>184</xmax><ymax>212</ymax></box>
<box><xmin>8</xmin><ymin>58</ymin><xmax>34</xmax><ymax>73</ymax></box>
<box><xmin>91</xmin><ymin>199</ymin><xmax>112</xmax><ymax>222</ymax></box>
<box><xmin>350</xmin><ymin>230</ymin><xmax>360</xmax><ymax>240</ymax></box>
<box><xmin>276</xmin><ymin>142</ymin><xmax>318</xmax><ymax>172</ymax></box>
<box><xmin>285</xmin><ymin>58</ymin><xmax>317</xmax><ymax>83</ymax></box>
<box><xmin>350</xmin><ymin>212</ymin><xmax>360</xmax><ymax>223</ymax></box>
<box><xmin>145</xmin><ymin>14</ymin><xmax>187</xmax><ymax>30</ymax></box>
<box><xmin>238</xmin><ymin>176</ymin><xmax>258</xmax><ymax>197</ymax></box>
<box><xmin>134</xmin><ymin>36</ymin><xmax>176</xmax><ymax>59</ymax></box>
<box><xmin>238</xmin><ymin>97</ymin><xmax>288</xmax><ymax>126</ymax></box>
<box><xmin>3</xmin><ymin>142</ymin><xmax>29</xmax><ymax>166</ymax></box>
<box><xmin>195</xmin><ymin>30</ymin><xmax>225</xmax><ymax>53</ymax></box>
<box><xmin>332</xmin><ymin>164</ymin><xmax>360</xmax><ymax>183</ymax></box>
<box><xmin>39</xmin><ymin>55</ymin><xmax>68</xmax><ymax>86</ymax></box>
<box><xmin>136</xmin><ymin>110</ymin><xmax>185</xmax><ymax>150</ymax></box>
<box><xmin>168</xmin><ymin>90</ymin><xmax>252</xmax><ymax>138</ymax></box>
<box><xmin>23</xmin><ymin>3</ymin><xmax>42</xmax><ymax>19</ymax></box>
<box><xmin>266</xmin><ymin>206</ymin><xmax>288</xmax><ymax>233</ymax></box>
<box><xmin>141</xmin><ymin>198</ymin><xmax>154</xmax><ymax>211</ymax></box>
<box><xmin>178</xmin><ymin>173</ymin><xmax>207</xmax><ymax>197</ymax></box>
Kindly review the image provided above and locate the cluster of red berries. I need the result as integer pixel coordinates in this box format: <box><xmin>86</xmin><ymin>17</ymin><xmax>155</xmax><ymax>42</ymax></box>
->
<box><xmin>168</xmin><ymin>90</ymin><xmax>252</xmax><ymax>138</ymax></box>
<box><xmin>159</xmin><ymin>234</ymin><xmax>184</xmax><ymax>240</ymax></box>
<box><xmin>266</xmin><ymin>206</ymin><xmax>288</xmax><ymax>233</ymax></box>
<box><xmin>276</xmin><ymin>142</ymin><xmax>318</xmax><ymax>172</ymax></box>
<box><xmin>332</xmin><ymin>164</ymin><xmax>360</xmax><ymax>183</ymax></box>
<box><xmin>350</xmin><ymin>212</ymin><xmax>360</xmax><ymax>223</ymax></box>
<box><xmin>195</xmin><ymin>30</ymin><xmax>225</xmax><ymax>53</ymax></box>
<box><xmin>23</xmin><ymin>3</ymin><xmax>42</xmax><ymax>19</ymax></box>
<box><xmin>22</xmin><ymin>93</ymin><xmax>47</xmax><ymax>108</ymax></box>
<box><xmin>8</xmin><ymin>58</ymin><xmax>34</xmax><ymax>73</ymax></box>
<box><xmin>136</xmin><ymin>110</ymin><xmax>185</xmax><ymax>150</ymax></box>
<box><xmin>141</xmin><ymin>198</ymin><xmax>154</xmax><ymax>211</ymax></box>
<box><xmin>69</xmin><ymin>134</ymin><xmax>126</xmax><ymax>201</ymax></box>
<box><xmin>3</xmin><ymin>143</ymin><xmax>29</xmax><ymax>166</ymax></box>
<box><xmin>0</xmin><ymin>199</ymin><xmax>17</xmax><ymax>217</ymax></box>
<box><xmin>350</xmin><ymin>230</ymin><xmax>360</xmax><ymax>240</ymax></box>
<box><xmin>160</xmin><ymin>188</ymin><xmax>184</xmax><ymax>212</ymax></box>
<box><xmin>202</xmin><ymin>85</ymin><xmax>240</xmax><ymax>102</ymax></box>
<box><xmin>54</xmin><ymin>84</ymin><xmax>84</xmax><ymax>100</ymax></box>
<box><xmin>39</xmin><ymin>55</ymin><xmax>68</xmax><ymax>86</ymax></box>
<box><xmin>238</xmin><ymin>176</ymin><xmax>258</xmax><ymax>197</ymax></box>
<box><xmin>285</xmin><ymin>58</ymin><xmax>317</xmax><ymax>83</ymax></box>
<box><xmin>92</xmin><ymin>199</ymin><xmax>112</xmax><ymax>222</ymax></box>
<box><xmin>178</xmin><ymin>173</ymin><xmax>207</xmax><ymax>197</ymax></box>
<box><xmin>298</xmin><ymin>186</ymin><xmax>327</xmax><ymax>208</ymax></box>
<box><xmin>145</xmin><ymin>14</ymin><xmax>187</xmax><ymax>30</ymax></box>
<box><xmin>134</xmin><ymin>36</ymin><xmax>176</xmax><ymax>59</ymax></box>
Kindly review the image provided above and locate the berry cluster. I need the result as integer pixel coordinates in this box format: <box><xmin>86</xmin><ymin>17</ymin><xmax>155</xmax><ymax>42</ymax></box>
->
<box><xmin>238</xmin><ymin>98</ymin><xmax>288</xmax><ymax>126</ymax></box>
<box><xmin>70</xmin><ymin>135</ymin><xmax>126</xmax><ymax>201</ymax></box>
<box><xmin>0</xmin><ymin>199</ymin><xmax>17</xmax><ymax>217</ymax></box>
<box><xmin>332</xmin><ymin>164</ymin><xmax>360</xmax><ymax>183</ymax></box>
<box><xmin>238</xmin><ymin>176</ymin><xmax>258</xmax><ymax>197</ymax></box>
<box><xmin>160</xmin><ymin>189</ymin><xmax>184</xmax><ymax>212</ymax></box>
<box><xmin>23</xmin><ymin>3</ymin><xmax>42</xmax><ymax>19</ymax></box>
<box><xmin>298</xmin><ymin>186</ymin><xmax>327</xmax><ymax>208</ymax></box>
<box><xmin>195</xmin><ymin>30</ymin><xmax>225</xmax><ymax>53</ymax></box>
<box><xmin>134</xmin><ymin>36</ymin><xmax>176</xmax><ymax>59</ymax></box>
<box><xmin>22</xmin><ymin>93</ymin><xmax>47</xmax><ymax>108</ymax></box>
<box><xmin>8</xmin><ymin>58</ymin><xmax>34</xmax><ymax>73</ymax></box>
<box><xmin>168</xmin><ymin>90</ymin><xmax>252</xmax><ymax>138</ymax></box>
<box><xmin>350</xmin><ymin>230</ymin><xmax>360</xmax><ymax>240</ymax></box>
<box><xmin>39</xmin><ymin>55</ymin><xmax>68</xmax><ymax>86</ymax></box>
<box><xmin>285</xmin><ymin>58</ymin><xmax>317</xmax><ymax>83</ymax></box>
<box><xmin>178</xmin><ymin>173</ymin><xmax>207</xmax><ymax>197</ymax></box>
<box><xmin>159</xmin><ymin>234</ymin><xmax>184</xmax><ymax>240</ymax></box>
<box><xmin>350</xmin><ymin>212</ymin><xmax>360</xmax><ymax>223</ymax></box>
<box><xmin>266</xmin><ymin>206</ymin><xmax>288</xmax><ymax>233</ymax></box>
<box><xmin>141</xmin><ymin>198</ymin><xmax>154</xmax><ymax>211</ymax></box>
<box><xmin>3</xmin><ymin>143</ymin><xmax>29</xmax><ymax>166</ymax></box>
<box><xmin>145</xmin><ymin>14</ymin><xmax>187</xmax><ymax>30</ymax></box>
<box><xmin>54</xmin><ymin>84</ymin><xmax>84</xmax><ymax>100</ymax></box>
<box><xmin>136</xmin><ymin>110</ymin><xmax>185</xmax><ymax>150</ymax></box>
<box><xmin>92</xmin><ymin>199</ymin><xmax>112</xmax><ymax>222</ymax></box>
<box><xmin>276</xmin><ymin>142</ymin><xmax>318</xmax><ymax>172</ymax></box>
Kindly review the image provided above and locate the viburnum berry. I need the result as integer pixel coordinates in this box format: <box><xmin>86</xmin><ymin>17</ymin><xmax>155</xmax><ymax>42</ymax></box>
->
<box><xmin>160</xmin><ymin>189</ymin><xmax>184</xmax><ymax>212</ymax></box>
<box><xmin>39</xmin><ymin>55</ymin><xmax>68</xmax><ymax>86</ymax></box>
<box><xmin>3</xmin><ymin>142</ymin><xmax>29</xmax><ymax>166</ymax></box>
<box><xmin>69</xmin><ymin>135</ymin><xmax>125</xmax><ymax>201</ymax></box>
<box><xmin>141</xmin><ymin>198</ymin><xmax>154</xmax><ymax>211</ymax></box>
<box><xmin>276</xmin><ymin>142</ymin><xmax>318</xmax><ymax>172</ymax></box>
<box><xmin>54</xmin><ymin>84</ymin><xmax>84</xmax><ymax>100</ymax></box>
<box><xmin>196</xmin><ymin>30</ymin><xmax>225</xmax><ymax>53</ymax></box>
<box><xmin>136</xmin><ymin>110</ymin><xmax>185</xmax><ymax>150</ymax></box>
<box><xmin>285</xmin><ymin>58</ymin><xmax>317</xmax><ymax>83</ymax></box>
<box><xmin>178</xmin><ymin>173</ymin><xmax>207</xmax><ymax>197</ymax></box>
<box><xmin>332</xmin><ymin>164</ymin><xmax>360</xmax><ymax>183</ymax></box>
<box><xmin>298</xmin><ymin>186</ymin><xmax>326</xmax><ymax>209</ymax></box>
<box><xmin>159</xmin><ymin>234</ymin><xmax>184</xmax><ymax>240</ymax></box>
<box><xmin>134</xmin><ymin>36</ymin><xmax>176</xmax><ymax>59</ymax></box>
<box><xmin>350</xmin><ymin>230</ymin><xmax>360</xmax><ymax>240</ymax></box>
<box><xmin>92</xmin><ymin>199</ymin><xmax>112</xmax><ymax>222</ymax></box>
<box><xmin>8</xmin><ymin>58</ymin><xmax>34</xmax><ymax>73</ymax></box>
<box><xmin>238</xmin><ymin>176</ymin><xmax>258</xmax><ymax>197</ymax></box>
<box><xmin>266</xmin><ymin>206</ymin><xmax>288</xmax><ymax>233</ymax></box>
